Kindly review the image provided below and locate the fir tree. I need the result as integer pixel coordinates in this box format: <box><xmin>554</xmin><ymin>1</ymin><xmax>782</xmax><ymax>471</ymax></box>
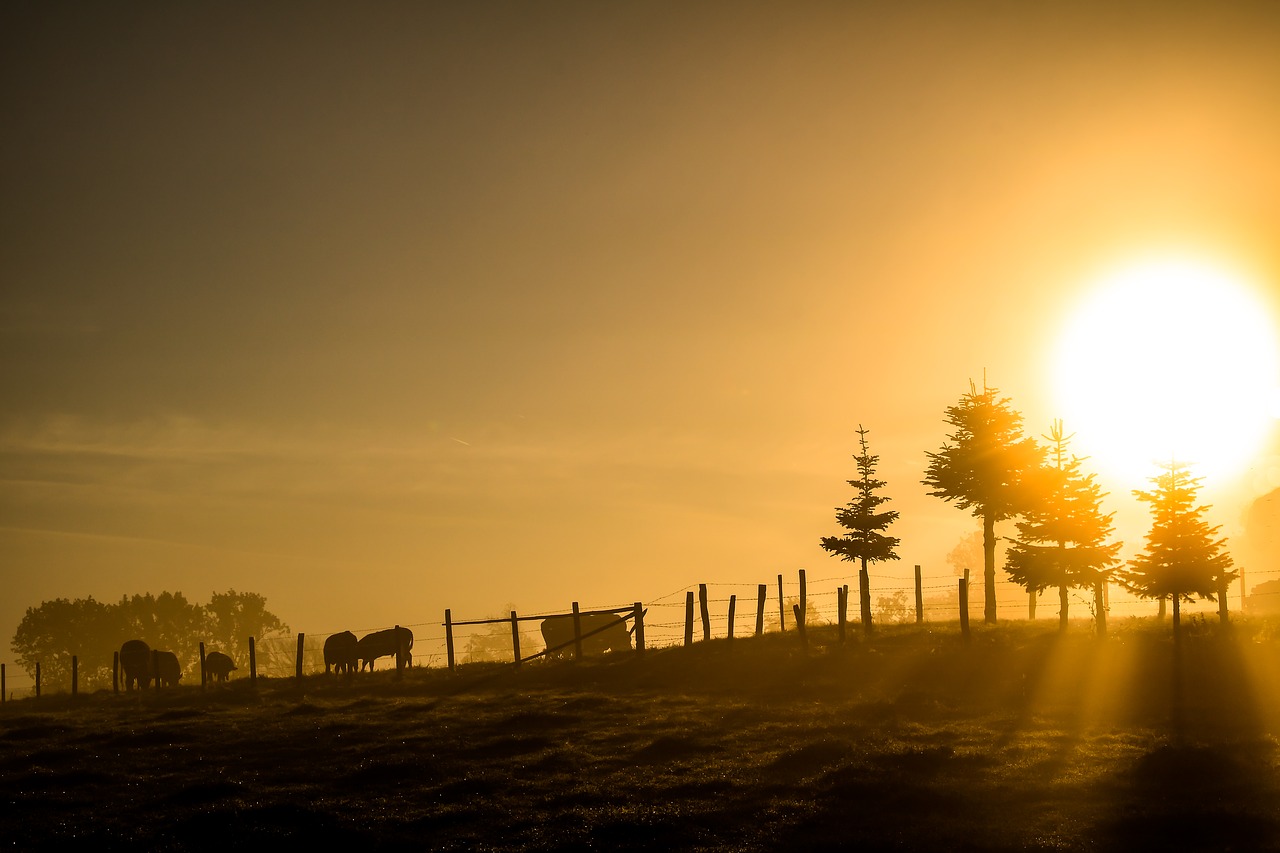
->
<box><xmin>1004</xmin><ymin>420</ymin><xmax>1121</xmax><ymax>633</ymax></box>
<box><xmin>820</xmin><ymin>425</ymin><xmax>900</xmax><ymax>634</ymax></box>
<box><xmin>1123</xmin><ymin>459</ymin><xmax>1235</xmax><ymax>642</ymax></box>
<box><xmin>923</xmin><ymin>380</ymin><xmax>1042</xmax><ymax>623</ymax></box>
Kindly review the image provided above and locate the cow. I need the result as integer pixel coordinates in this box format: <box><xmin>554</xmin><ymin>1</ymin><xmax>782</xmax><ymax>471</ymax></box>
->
<box><xmin>119</xmin><ymin>639</ymin><xmax>152</xmax><ymax>691</ymax></box>
<box><xmin>152</xmin><ymin>650</ymin><xmax>182</xmax><ymax>688</ymax></box>
<box><xmin>540</xmin><ymin>612</ymin><xmax>632</xmax><ymax>661</ymax></box>
<box><xmin>356</xmin><ymin>627</ymin><xmax>414</xmax><ymax>671</ymax></box>
<box><xmin>203</xmin><ymin>651</ymin><xmax>236</xmax><ymax>684</ymax></box>
<box><xmin>324</xmin><ymin>631</ymin><xmax>359</xmax><ymax>675</ymax></box>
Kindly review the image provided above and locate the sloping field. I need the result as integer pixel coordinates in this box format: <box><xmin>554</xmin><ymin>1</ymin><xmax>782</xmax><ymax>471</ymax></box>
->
<box><xmin>3</xmin><ymin>620</ymin><xmax>1279</xmax><ymax>851</ymax></box>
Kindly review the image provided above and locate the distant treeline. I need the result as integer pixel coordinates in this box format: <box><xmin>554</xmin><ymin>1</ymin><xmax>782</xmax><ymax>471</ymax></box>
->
<box><xmin>10</xmin><ymin>591</ymin><xmax>288</xmax><ymax>690</ymax></box>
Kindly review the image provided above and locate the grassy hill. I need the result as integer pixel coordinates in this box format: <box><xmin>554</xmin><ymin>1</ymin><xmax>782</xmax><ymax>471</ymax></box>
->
<box><xmin>3</xmin><ymin>618</ymin><xmax>1279</xmax><ymax>851</ymax></box>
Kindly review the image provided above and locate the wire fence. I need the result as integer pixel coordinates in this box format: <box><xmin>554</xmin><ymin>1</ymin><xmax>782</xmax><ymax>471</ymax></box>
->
<box><xmin>4</xmin><ymin>565</ymin><xmax>1278</xmax><ymax>701</ymax></box>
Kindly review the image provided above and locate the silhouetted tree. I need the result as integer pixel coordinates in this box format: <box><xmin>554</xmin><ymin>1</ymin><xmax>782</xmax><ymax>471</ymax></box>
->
<box><xmin>820</xmin><ymin>425</ymin><xmax>900</xmax><ymax>634</ymax></box>
<box><xmin>923</xmin><ymin>380</ymin><xmax>1042</xmax><ymax>623</ymax></box>
<box><xmin>1004</xmin><ymin>421</ymin><xmax>1121</xmax><ymax>634</ymax></box>
<box><xmin>10</xmin><ymin>590</ymin><xmax>288</xmax><ymax>688</ymax></box>
<box><xmin>1122</xmin><ymin>460</ymin><xmax>1235</xmax><ymax>643</ymax></box>
<box><xmin>116</xmin><ymin>591</ymin><xmax>206</xmax><ymax>667</ymax></box>
<box><xmin>204</xmin><ymin>589</ymin><xmax>289</xmax><ymax>658</ymax></box>
<box><xmin>11</xmin><ymin>597</ymin><xmax>123</xmax><ymax>690</ymax></box>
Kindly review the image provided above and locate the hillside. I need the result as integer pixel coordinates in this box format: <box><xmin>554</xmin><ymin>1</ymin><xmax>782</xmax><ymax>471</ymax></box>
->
<box><xmin>3</xmin><ymin>619</ymin><xmax>1279</xmax><ymax>851</ymax></box>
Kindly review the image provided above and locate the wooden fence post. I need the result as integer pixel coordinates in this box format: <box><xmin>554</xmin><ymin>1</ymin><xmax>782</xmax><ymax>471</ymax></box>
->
<box><xmin>914</xmin><ymin>564</ymin><xmax>923</xmax><ymax>624</ymax></box>
<box><xmin>633</xmin><ymin>602</ymin><xmax>645</xmax><ymax>656</ymax></box>
<box><xmin>699</xmin><ymin>584</ymin><xmax>711</xmax><ymax>641</ymax></box>
<box><xmin>394</xmin><ymin>624</ymin><xmax>405</xmax><ymax>676</ymax></box>
<box><xmin>510</xmin><ymin>611</ymin><xmax>522</xmax><ymax>667</ymax></box>
<box><xmin>777</xmin><ymin>574</ymin><xmax>785</xmax><ymax>631</ymax></box>
<box><xmin>727</xmin><ymin>595</ymin><xmax>737</xmax><ymax>641</ymax></box>
<box><xmin>72</xmin><ymin>655</ymin><xmax>78</xmax><ymax>697</ymax></box>
<box><xmin>756</xmin><ymin>584</ymin><xmax>766</xmax><ymax>636</ymax></box>
<box><xmin>1</xmin><ymin>663</ymin><xmax>5</xmax><ymax>703</ymax></box>
<box><xmin>837</xmin><ymin>586</ymin><xmax>847</xmax><ymax>644</ymax></box>
<box><xmin>572</xmin><ymin>602</ymin><xmax>583</xmax><ymax>662</ymax></box>
<box><xmin>199</xmin><ymin>641</ymin><xmax>207</xmax><ymax>690</ymax></box>
<box><xmin>1240</xmin><ymin>565</ymin><xmax>1247</xmax><ymax>614</ymax></box>
<box><xmin>36</xmin><ymin>661</ymin><xmax>41</xmax><ymax>698</ymax></box>
<box><xmin>445</xmin><ymin>610</ymin><xmax>456</xmax><ymax>672</ymax></box>
<box><xmin>793</xmin><ymin>604</ymin><xmax>807</xmax><ymax>651</ymax></box>
<box><xmin>799</xmin><ymin>569</ymin><xmax>807</xmax><ymax>625</ymax></box>
<box><xmin>684</xmin><ymin>591</ymin><xmax>695</xmax><ymax>647</ymax></box>
<box><xmin>248</xmin><ymin>637</ymin><xmax>257</xmax><ymax>685</ymax></box>
<box><xmin>959</xmin><ymin>576</ymin><xmax>970</xmax><ymax>644</ymax></box>
<box><xmin>113</xmin><ymin>651</ymin><xmax>120</xmax><ymax>694</ymax></box>
<box><xmin>295</xmin><ymin>633</ymin><xmax>305</xmax><ymax>680</ymax></box>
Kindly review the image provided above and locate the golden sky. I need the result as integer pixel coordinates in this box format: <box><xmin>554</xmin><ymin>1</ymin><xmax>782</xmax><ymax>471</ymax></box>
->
<box><xmin>4</xmin><ymin>2</ymin><xmax>1280</xmax><ymax>649</ymax></box>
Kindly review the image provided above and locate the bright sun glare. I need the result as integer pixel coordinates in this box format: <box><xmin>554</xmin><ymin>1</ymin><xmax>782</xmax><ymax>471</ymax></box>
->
<box><xmin>1053</xmin><ymin>254</ymin><xmax>1280</xmax><ymax>489</ymax></box>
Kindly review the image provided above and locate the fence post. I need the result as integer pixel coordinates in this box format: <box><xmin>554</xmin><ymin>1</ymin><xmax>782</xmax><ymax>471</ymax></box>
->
<box><xmin>113</xmin><ymin>651</ymin><xmax>120</xmax><ymax>694</ymax></box>
<box><xmin>699</xmin><ymin>584</ymin><xmax>711</xmax><ymax>641</ymax></box>
<box><xmin>799</xmin><ymin>569</ymin><xmax>807</xmax><ymax>625</ymax></box>
<box><xmin>72</xmin><ymin>656</ymin><xmax>78</xmax><ymax>697</ymax></box>
<box><xmin>727</xmin><ymin>595</ymin><xmax>737</xmax><ymax>641</ymax></box>
<box><xmin>36</xmin><ymin>661</ymin><xmax>41</xmax><ymax>698</ymax></box>
<box><xmin>915</xmin><ymin>565</ymin><xmax>923</xmax><ymax>624</ymax></box>
<box><xmin>684</xmin><ymin>591</ymin><xmax>695</xmax><ymax>647</ymax></box>
<box><xmin>756</xmin><ymin>584</ymin><xmax>766</xmax><ymax>636</ymax></box>
<box><xmin>395</xmin><ymin>625</ymin><xmax>405</xmax><ymax>676</ymax></box>
<box><xmin>445</xmin><ymin>610</ymin><xmax>456</xmax><ymax>672</ymax></box>
<box><xmin>295</xmin><ymin>634</ymin><xmax>305</xmax><ymax>680</ymax></box>
<box><xmin>199</xmin><ymin>642</ymin><xmax>207</xmax><ymax>690</ymax></box>
<box><xmin>837</xmin><ymin>586</ymin><xmax>847</xmax><ymax>644</ymax></box>
<box><xmin>633</xmin><ymin>602</ymin><xmax>645</xmax><ymax>656</ymax></box>
<box><xmin>959</xmin><ymin>576</ymin><xmax>970</xmax><ymax>644</ymax></box>
<box><xmin>248</xmin><ymin>637</ymin><xmax>257</xmax><ymax>685</ymax></box>
<box><xmin>1</xmin><ymin>663</ymin><xmax>5</xmax><ymax>703</ymax></box>
<box><xmin>1240</xmin><ymin>565</ymin><xmax>1247</xmax><ymax>614</ymax></box>
<box><xmin>572</xmin><ymin>602</ymin><xmax>583</xmax><ymax>662</ymax></box>
<box><xmin>793</xmin><ymin>604</ymin><xmax>807</xmax><ymax>652</ymax></box>
<box><xmin>510</xmin><ymin>611</ymin><xmax>522</xmax><ymax>667</ymax></box>
<box><xmin>777</xmin><ymin>574</ymin><xmax>785</xmax><ymax>631</ymax></box>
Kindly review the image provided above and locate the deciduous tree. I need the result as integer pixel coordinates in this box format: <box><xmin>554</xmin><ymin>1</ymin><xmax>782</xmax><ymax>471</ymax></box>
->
<box><xmin>923</xmin><ymin>381</ymin><xmax>1042</xmax><ymax>623</ymax></box>
<box><xmin>820</xmin><ymin>425</ymin><xmax>899</xmax><ymax>634</ymax></box>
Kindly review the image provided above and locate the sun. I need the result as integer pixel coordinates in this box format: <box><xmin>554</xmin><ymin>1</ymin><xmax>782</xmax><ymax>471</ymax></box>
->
<box><xmin>1052</xmin><ymin>253</ymin><xmax>1279</xmax><ymax>488</ymax></box>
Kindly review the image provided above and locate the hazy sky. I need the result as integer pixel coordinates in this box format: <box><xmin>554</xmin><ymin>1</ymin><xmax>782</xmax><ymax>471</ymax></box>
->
<box><xmin>5</xmin><ymin>2</ymin><xmax>1280</xmax><ymax>653</ymax></box>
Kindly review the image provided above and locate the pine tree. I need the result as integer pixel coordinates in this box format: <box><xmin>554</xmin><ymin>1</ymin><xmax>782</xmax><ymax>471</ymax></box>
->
<box><xmin>923</xmin><ymin>380</ymin><xmax>1042</xmax><ymax>623</ymax></box>
<box><xmin>1123</xmin><ymin>459</ymin><xmax>1235</xmax><ymax>642</ymax></box>
<box><xmin>820</xmin><ymin>425</ymin><xmax>900</xmax><ymax>634</ymax></box>
<box><xmin>1004</xmin><ymin>420</ymin><xmax>1121</xmax><ymax>634</ymax></box>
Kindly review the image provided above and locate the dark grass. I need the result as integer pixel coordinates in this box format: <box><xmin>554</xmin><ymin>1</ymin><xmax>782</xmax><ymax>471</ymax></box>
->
<box><xmin>2</xmin><ymin>618</ymin><xmax>1279</xmax><ymax>851</ymax></box>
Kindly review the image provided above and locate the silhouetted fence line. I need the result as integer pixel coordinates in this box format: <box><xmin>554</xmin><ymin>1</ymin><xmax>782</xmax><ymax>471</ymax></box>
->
<box><xmin>6</xmin><ymin>565</ymin><xmax>1276</xmax><ymax>702</ymax></box>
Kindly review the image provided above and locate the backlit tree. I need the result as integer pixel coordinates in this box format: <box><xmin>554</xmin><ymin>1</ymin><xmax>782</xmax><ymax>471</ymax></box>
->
<box><xmin>923</xmin><ymin>380</ymin><xmax>1042</xmax><ymax>623</ymax></box>
<box><xmin>1004</xmin><ymin>420</ymin><xmax>1121</xmax><ymax>634</ymax></box>
<box><xmin>1122</xmin><ymin>459</ymin><xmax>1235</xmax><ymax>642</ymax></box>
<box><xmin>820</xmin><ymin>425</ymin><xmax>899</xmax><ymax>634</ymax></box>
